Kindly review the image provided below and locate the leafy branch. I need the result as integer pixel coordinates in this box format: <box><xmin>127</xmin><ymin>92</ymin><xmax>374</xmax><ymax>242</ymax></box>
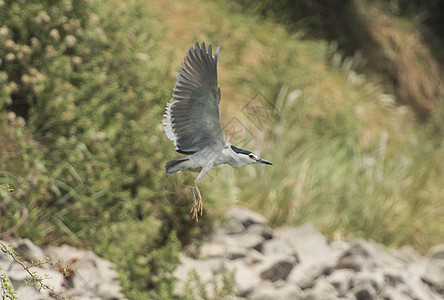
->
<box><xmin>0</xmin><ymin>242</ymin><xmax>70</xmax><ymax>300</ymax></box>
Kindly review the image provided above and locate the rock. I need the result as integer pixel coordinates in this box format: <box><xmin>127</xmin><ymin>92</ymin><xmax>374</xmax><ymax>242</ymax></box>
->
<box><xmin>379</xmin><ymin>286</ymin><xmax>412</xmax><ymax>300</ymax></box>
<box><xmin>227</xmin><ymin>260</ymin><xmax>261</xmax><ymax>295</ymax></box>
<box><xmin>257</xmin><ymin>254</ymin><xmax>297</xmax><ymax>282</ymax></box>
<box><xmin>32</xmin><ymin>267</ymin><xmax>64</xmax><ymax>295</ymax></box>
<box><xmin>199</xmin><ymin>242</ymin><xmax>248</xmax><ymax>260</ymax></box>
<box><xmin>393</xmin><ymin>245</ymin><xmax>422</xmax><ymax>263</ymax></box>
<box><xmin>339</xmin><ymin>239</ymin><xmax>410</xmax><ymax>272</ymax></box>
<box><xmin>243</xmin><ymin>249</ymin><xmax>265</xmax><ymax>266</ymax></box>
<box><xmin>427</xmin><ymin>244</ymin><xmax>444</xmax><ymax>260</ymax></box>
<box><xmin>227</xmin><ymin>206</ymin><xmax>268</xmax><ymax>229</ymax></box>
<box><xmin>7</xmin><ymin>261</ymin><xmax>28</xmax><ymax>282</ymax></box>
<box><xmin>262</xmin><ymin>238</ymin><xmax>297</xmax><ymax>257</ymax></box>
<box><xmin>46</xmin><ymin>246</ymin><xmax>125</xmax><ymax>299</ymax></box>
<box><xmin>0</xmin><ymin>240</ymin><xmax>126</xmax><ymax>300</ymax></box>
<box><xmin>15</xmin><ymin>239</ymin><xmax>47</xmax><ymax>264</ymax></box>
<box><xmin>327</xmin><ymin>269</ymin><xmax>353</xmax><ymax>296</ymax></box>
<box><xmin>304</xmin><ymin>278</ymin><xmax>338</xmax><ymax>300</ymax></box>
<box><xmin>383</xmin><ymin>269</ymin><xmax>405</xmax><ymax>287</ymax></box>
<box><xmin>173</xmin><ymin>254</ymin><xmax>223</xmax><ymax>295</ymax></box>
<box><xmin>223</xmin><ymin>217</ymin><xmax>246</xmax><ymax>235</ymax></box>
<box><xmin>167</xmin><ymin>207</ymin><xmax>444</xmax><ymax>300</ymax></box>
<box><xmin>235</xmin><ymin>233</ymin><xmax>265</xmax><ymax>251</ymax></box>
<box><xmin>45</xmin><ymin>244</ymin><xmax>84</xmax><ymax>262</ymax></box>
<box><xmin>400</xmin><ymin>263</ymin><xmax>440</xmax><ymax>300</ymax></box>
<box><xmin>246</xmin><ymin>224</ymin><xmax>273</xmax><ymax>241</ymax></box>
<box><xmin>351</xmin><ymin>272</ymin><xmax>381</xmax><ymax>300</ymax></box>
<box><xmin>421</xmin><ymin>259</ymin><xmax>444</xmax><ymax>294</ymax></box>
<box><xmin>199</xmin><ymin>242</ymin><xmax>226</xmax><ymax>259</ymax></box>
<box><xmin>274</xmin><ymin>224</ymin><xmax>336</xmax><ymax>263</ymax></box>
<box><xmin>249</xmin><ymin>281</ymin><xmax>303</xmax><ymax>300</ymax></box>
<box><xmin>16</xmin><ymin>286</ymin><xmax>42</xmax><ymax>300</ymax></box>
<box><xmin>288</xmin><ymin>262</ymin><xmax>327</xmax><ymax>289</ymax></box>
<box><xmin>0</xmin><ymin>245</ymin><xmax>14</xmax><ymax>269</ymax></box>
<box><xmin>212</xmin><ymin>227</ymin><xmax>265</xmax><ymax>251</ymax></box>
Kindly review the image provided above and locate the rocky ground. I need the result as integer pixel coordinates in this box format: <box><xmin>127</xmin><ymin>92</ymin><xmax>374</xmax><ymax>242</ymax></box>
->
<box><xmin>1</xmin><ymin>206</ymin><xmax>444</xmax><ymax>299</ymax></box>
<box><xmin>0</xmin><ymin>239</ymin><xmax>126</xmax><ymax>300</ymax></box>
<box><xmin>175</xmin><ymin>207</ymin><xmax>444</xmax><ymax>300</ymax></box>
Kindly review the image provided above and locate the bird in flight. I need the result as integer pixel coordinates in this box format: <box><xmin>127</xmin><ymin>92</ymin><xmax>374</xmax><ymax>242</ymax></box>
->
<box><xmin>163</xmin><ymin>42</ymin><xmax>272</xmax><ymax>221</ymax></box>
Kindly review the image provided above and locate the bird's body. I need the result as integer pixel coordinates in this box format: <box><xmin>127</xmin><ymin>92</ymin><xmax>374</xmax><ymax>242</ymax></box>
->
<box><xmin>163</xmin><ymin>42</ymin><xmax>272</xmax><ymax>221</ymax></box>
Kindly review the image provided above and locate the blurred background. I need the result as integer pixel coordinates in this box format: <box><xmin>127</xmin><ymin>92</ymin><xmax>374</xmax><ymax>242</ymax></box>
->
<box><xmin>1</xmin><ymin>0</ymin><xmax>443</xmax><ymax>298</ymax></box>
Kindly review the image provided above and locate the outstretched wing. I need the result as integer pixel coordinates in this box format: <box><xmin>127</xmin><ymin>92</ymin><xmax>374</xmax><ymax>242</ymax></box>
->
<box><xmin>163</xmin><ymin>42</ymin><xmax>224</xmax><ymax>154</ymax></box>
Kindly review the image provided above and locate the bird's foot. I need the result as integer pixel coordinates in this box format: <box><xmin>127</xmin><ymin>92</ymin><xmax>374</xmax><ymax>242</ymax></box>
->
<box><xmin>190</xmin><ymin>183</ymin><xmax>203</xmax><ymax>222</ymax></box>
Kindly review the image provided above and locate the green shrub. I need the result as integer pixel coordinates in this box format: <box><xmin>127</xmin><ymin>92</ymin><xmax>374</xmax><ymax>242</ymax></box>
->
<box><xmin>0</xmin><ymin>0</ymin><xmax>211</xmax><ymax>297</ymax></box>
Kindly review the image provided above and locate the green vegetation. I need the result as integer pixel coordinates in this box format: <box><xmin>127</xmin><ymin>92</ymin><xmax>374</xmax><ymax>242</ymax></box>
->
<box><xmin>0</xmin><ymin>240</ymin><xmax>69</xmax><ymax>300</ymax></box>
<box><xmin>1</xmin><ymin>0</ymin><xmax>443</xmax><ymax>298</ymax></box>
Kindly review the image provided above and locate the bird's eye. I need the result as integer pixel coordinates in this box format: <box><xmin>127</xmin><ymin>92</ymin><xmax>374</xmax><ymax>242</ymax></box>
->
<box><xmin>249</xmin><ymin>154</ymin><xmax>254</xmax><ymax>159</ymax></box>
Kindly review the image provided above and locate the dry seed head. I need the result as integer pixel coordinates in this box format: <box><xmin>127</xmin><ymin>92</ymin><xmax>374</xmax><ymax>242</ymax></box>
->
<box><xmin>64</xmin><ymin>35</ymin><xmax>77</xmax><ymax>48</ymax></box>
<box><xmin>0</xmin><ymin>26</ymin><xmax>9</xmax><ymax>36</ymax></box>
<box><xmin>4</xmin><ymin>39</ymin><xmax>16</xmax><ymax>50</ymax></box>
<box><xmin>35</xmin><ymin>11</ymin><xmax>51</xmax><ymax>25</ymax></box>
<box><xmin>50</xmin><ymin>29</ymin><xmax>61</xmax><ymax>41</ymax></box>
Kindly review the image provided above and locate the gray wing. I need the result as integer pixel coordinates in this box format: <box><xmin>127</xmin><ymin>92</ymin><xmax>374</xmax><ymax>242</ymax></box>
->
<box><xmin>163</xmin><ymin>42</ymin><xmax>224</xmax><ymax>154</ymax></box>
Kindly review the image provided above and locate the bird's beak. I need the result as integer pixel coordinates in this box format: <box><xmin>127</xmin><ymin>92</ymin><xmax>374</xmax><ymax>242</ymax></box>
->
<box><xmin>257</xmin><ymin>158</ymin><xmax>273</xmax><ymax>165</ymax></box>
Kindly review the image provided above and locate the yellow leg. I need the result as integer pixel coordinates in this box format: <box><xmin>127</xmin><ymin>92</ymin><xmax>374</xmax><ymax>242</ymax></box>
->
<box><xmin>190</xmin><ymin>182</ymin><xmax>203</xmax><ymax>222</ymax></box>
<box><xmin>189</xmin><ymin>160</ymin><xmax>213</xmax><ymax>222</ymax></box>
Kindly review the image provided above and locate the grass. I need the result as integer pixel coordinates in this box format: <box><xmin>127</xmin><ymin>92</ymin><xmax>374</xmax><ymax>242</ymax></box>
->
<box><xmin>149</xmin><ymin>0</ymin><xmax>444</xmax><ymax>253</ymax></box>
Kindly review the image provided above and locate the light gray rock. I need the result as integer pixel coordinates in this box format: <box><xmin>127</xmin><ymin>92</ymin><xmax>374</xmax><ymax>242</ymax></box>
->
<box><xmin>303</xmin><ymin>278</ymin><xmax>338</xmax><ymax>300</ymax></box>
<box><xmin>288</xmin><ymin>259</ymin><xmax>332</xmax><ymax>289</ymax></box>
<box><xmin>382</xmin><ymin>269</ymin><xmax>406</xmax><ymax>287</ymax></box>
<box><xmin>393</xmin><ymin>245</ymin><xmax>422</xmax><ymax>263</ymax></box>
<box><xmin>327</xmin><ymin>269</ymin><xmax>353</xmax><ymax>296</ymax></box>
<box><xmin>421</xmin><ymin>259</ymin><xmax>444</xmax><ymax>294</ymax></box>
<box><xmin>222</xmin><ymin>217</ymin><xmax>246</xmax><ymax>235</ymax></box>
<box><xmin>72</xmin><ymin>252</ymin><xmax>103</xmax><ymax>291</ymax></box>
<box><xmin>199</xmin><ymin>242</ymin><xmax>229</xmax><ymax>259</ymax></box>
<box><xmin>352</xmin><ymin>270</ymin><xmax>384</xmax><ymax>292</ymax></box>
<box><xmin>245</xmin><ymin>224</ymin><xmax>273</xmax><ymax>241</ymax></box>
<box><xmin>427</xmin><ymin>244</ymin><xmax>444</xmax><ymax>260</ymax></box>
<box><xmin>0</xmin><ymin>245</ymin><xmax>14</xmax><ymax>270</ymax></box>
<box><xmin>227</xmin><ymin>206</ymin><xmax>268</xmax><ymax>229</ymax></box>
<box><xmin>336</xmin><ymin>239</ymin><xmax>376</xmax><ymax>271</ymax></box>
<box><xmin>274</xmin><ymin>224</ymin><xmax>337</xmax><ymax>263</ymax></box>
<box><xmin>380</xmin><ymin>286</ymin><xmax>412</xmax><ymax>300</ymax></box>
<box><xmin>227</xmin><ymin>260</ymin><xmax>261</xmax><ymax>295</ymax></box>
<box><xmin>0</xmin><ymin>239</ymin><xmax>126</xmax><ymax>300</ymax></box>
<box><xmin>262</xmin><ymin>238</ymin><xmax>297</xmax><ymax>257</ymax></box>
<box><xmin>15</xmin><ymin>239</ymin><xmax>47</xmax><ymax>264</ymax></box>
<box><xmin>199</xmin><ymin>241</ymin><xmax>249</xmax><ymax>260</ymax></box>
<box><xmin>173</xmin><ymin>254</ymin><xmax>224</xmax><ymax>295</ymax></box>
<box><xmin>32</xmin><ymin>267</ymin><xmax>64</xmax><ymax>295</ymax></box>
<box><xmin>171</xmin><ymin>208</ymin><xmax>444</xmax><ymax>300</ymax></box>
<box><xmin>224</xmin><ymin>233</ymin><xmax>265</xmax><ymax>252</ymax></box>
<box><xmin>45</xmin><ymin>244</ymin><xmax>85</xmax><ymax>262</ymax></box>
<box><xmin>351</xmin><ymin>273</ymin><xmax>380</xmax><ymax>300</ymax></box>
<box><xmin>7</xmin><ymin>261</ymin><xmax>28</xmax><ymax>282</ymax></box>
<box><xmin>249</xmin><ymin>280</ymin><xmax>303</xmax><ymax>300</ymax></box>
<box><xmin>46</xmin><ymin>246</ymin><xmax>125</xmax><ymax>300</ymax></box>
<box><xmin>16</xmin><ymin>285</ymin><xmax>44</xmax><ymax>300</ymax></box>
<box><xmin>212</xmin><ymin>226</ymin><xmax>265</xmax><ymax>252</ymax></box>
<box><xmin>400</xmin><ymin>264</ymin><xmax>441</xmax><ymax>300</ymax></box>
<box><xmin>243</xmin><ymin>249</ymin><xmax>265</xmax><ymax>266</ymax></box>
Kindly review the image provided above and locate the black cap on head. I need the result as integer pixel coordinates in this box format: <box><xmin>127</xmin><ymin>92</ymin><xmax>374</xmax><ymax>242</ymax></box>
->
<box><xmin>230</xmin><ymin>145</ymin><xmax>252</xmax><ymax>156</ymax></box>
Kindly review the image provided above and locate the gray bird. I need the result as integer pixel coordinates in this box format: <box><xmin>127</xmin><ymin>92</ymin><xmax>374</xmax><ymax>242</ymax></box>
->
<box><xmin>163</xmin><ymin>42</ymin><xmax>272</xmax><ymax>221</ymax></box>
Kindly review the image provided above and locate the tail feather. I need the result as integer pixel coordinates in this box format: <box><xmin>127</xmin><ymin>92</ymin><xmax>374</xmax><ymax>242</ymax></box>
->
<box><xmin>165</xmin><ymin>157</ymin><xmax>189</xmax><ymax>175</ymax></box>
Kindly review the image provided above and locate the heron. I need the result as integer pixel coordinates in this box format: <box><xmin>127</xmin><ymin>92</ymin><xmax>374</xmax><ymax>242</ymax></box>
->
<box><xmin>163</xmin><ymin>42</ymin><xmax>272</xmax><ymax>221</ymax></box>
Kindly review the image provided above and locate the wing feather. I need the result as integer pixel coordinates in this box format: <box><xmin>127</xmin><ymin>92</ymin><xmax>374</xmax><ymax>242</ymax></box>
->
<box><xmin>163</xmin><ymin>42</ymin><xmax>223</xmax><ymax>154</ymax></box>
